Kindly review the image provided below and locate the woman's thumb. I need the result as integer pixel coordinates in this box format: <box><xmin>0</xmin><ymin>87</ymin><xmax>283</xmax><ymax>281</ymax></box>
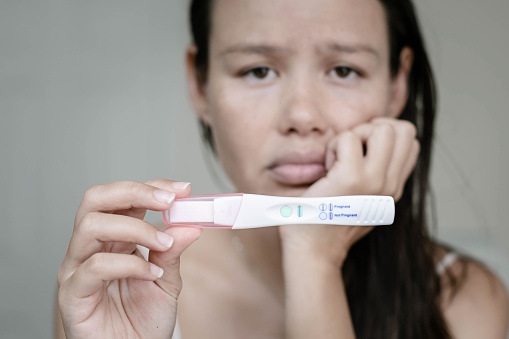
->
<box><xmin>148</xmin><ymin>226</ymin><xmax>202</xmax><ymax>299</ymax></box>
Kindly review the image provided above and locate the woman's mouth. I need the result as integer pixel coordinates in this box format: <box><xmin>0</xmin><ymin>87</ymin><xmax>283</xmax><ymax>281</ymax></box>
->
<box><xmin>268</xmin><ymin>152</ymin><xmax>327</xmax><ymax>186</ymax></box>
<box><xmin>269</xmin><ymin>163</ymin><xmax>326</xmax><ymax>186</ymax></box>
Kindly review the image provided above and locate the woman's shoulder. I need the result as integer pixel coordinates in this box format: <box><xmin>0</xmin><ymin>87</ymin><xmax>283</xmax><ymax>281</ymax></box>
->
<box><xmin>434</xmin><ymin>244</ymin><xmax>509</xmax><ymax>338</ymax></box>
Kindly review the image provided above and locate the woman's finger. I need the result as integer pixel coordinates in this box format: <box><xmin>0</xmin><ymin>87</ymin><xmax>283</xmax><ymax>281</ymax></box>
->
<box><xmin>149</xmin><ymin>226</ymin><xmax>202</xmax><ymax>300</ymax></box>
<box><xmin>352</xmin><ymin>123</ymin><xmax>395</xmax><ymax>187</ymax></box>
<box><xmin>372</xmin><ymin>119</ymin><xmax>417</xmax><ymax>187</ymax></box>
<box><xmin>331</xmin><ymin>131</ymin><xmax>364</xmax><ymax>167</ymax></box>
<box><xmin>145</xmin><ymin>179</ymin><xmax>191</xmax><ymax>193</ymax></box>
<box><xmin>307</xmin><ymin>132</ymin><xmax>364</xmax><ymax>197</ymax></box>
<box><xmin>60</xmin><ymin>213</ymin><xmax>175</xmax><ymax>284</ymax></box>
<box><xmin>75</xmin><ymin>180</ymin><xmax>190</xmax><ymax>227</ymax></box>
<box><xmin>60</xmin><ymin>253</ymin><xmax>162</xmax><ymax>303</ymax></box>
<box><xmin>395</xmin><ymin>139</ymin><xmax>420</xmax><ymax>201</ymax></box>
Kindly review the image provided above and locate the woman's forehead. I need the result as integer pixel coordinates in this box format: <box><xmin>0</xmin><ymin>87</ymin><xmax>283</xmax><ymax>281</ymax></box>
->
<box><xmin>210</xmin><ymin>0</ymin><xmax>389</xmax><ymax>55</ymax></box>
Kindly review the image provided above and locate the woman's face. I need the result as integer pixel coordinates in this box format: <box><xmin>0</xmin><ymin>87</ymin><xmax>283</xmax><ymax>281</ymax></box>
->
<box><xmin>189</xmin><ymin>0</ymin><xmax>410</xmax><ymax>196</ymax></box>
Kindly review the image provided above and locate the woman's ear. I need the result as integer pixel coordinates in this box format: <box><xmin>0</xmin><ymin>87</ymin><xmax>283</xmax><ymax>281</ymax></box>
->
<box><xmin>186</xmin><ymin>45</ymin><xmax>211</xmax><ymax>125</ymax></box>
<box><xmin>388</xmin><ymin>47</ymin><xmax>413</xmax><ymax>118</ymax></box>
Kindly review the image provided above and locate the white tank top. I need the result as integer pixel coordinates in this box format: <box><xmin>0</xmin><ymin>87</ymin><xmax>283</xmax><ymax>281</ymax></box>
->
<box><xmin>172</xmin><ymin>322</ymin><xmax>182</xmax><ymax>339</ymax></box>
<box><xmin>436</xmin><ymin>252</ymin><xmax>459</xmax><ymax>276</ymax></box>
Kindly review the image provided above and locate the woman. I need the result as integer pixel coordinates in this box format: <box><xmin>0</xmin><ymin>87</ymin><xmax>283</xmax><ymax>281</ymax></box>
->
<box><xmin>55</xmin><ymin>0</ymin><xmax>509</xmax><ymax>338</ymax></box>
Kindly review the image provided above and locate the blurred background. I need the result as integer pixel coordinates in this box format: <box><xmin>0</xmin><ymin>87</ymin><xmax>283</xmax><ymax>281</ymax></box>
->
<box><xmin>1</xmin><ymin>1</ymin><xmax>508</xmax><ymax>337</ymax></box>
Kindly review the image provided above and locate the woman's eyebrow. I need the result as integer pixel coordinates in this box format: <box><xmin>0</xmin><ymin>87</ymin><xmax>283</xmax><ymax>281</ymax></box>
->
<box><xmin>219</xmin><ymin>44</ymin><xmax>291</xmax><ymax>57</ymax></box>
<box><xmin>218</xmin><ymin>42</ymin><xmax>380</xmax><ymax>60</ymax></box>
<box><xmin>319</xmin><ymin>42</ymin><xmax>380</xmax><ymax>59</ymax></box>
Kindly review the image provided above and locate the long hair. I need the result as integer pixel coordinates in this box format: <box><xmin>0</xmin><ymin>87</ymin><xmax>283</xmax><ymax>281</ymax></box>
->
<box><xmin>189</xmin><ymin>0</ymin><xmax>452</xmax><ymax>337</ymax></box>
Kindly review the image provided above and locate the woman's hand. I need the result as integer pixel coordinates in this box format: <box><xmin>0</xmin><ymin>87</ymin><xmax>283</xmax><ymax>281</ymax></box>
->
<box><xmin>57</xmin><ymin>180</ymin><xmax>202</xmax><ymax>339</ymax></box>
<box><xmin>279</xmin><ymin>117</ymin><xmax>420</xmax><ymax>266</ymax></box>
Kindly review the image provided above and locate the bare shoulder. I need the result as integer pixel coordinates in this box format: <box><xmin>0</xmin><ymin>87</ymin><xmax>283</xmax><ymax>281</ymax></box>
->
<box><xmin>440</xmin><ymin>251</ymin><xmax>509</xmax><ymax>339</ymax></box>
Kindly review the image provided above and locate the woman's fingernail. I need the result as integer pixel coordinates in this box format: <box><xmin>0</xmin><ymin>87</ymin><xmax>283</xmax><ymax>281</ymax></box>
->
<box><xmin>150</xmin><ymin>263</ymin><xmax>164</xmax><ymax>278</ymax></box>
<box><xmin>172</xmin><ymin>182</ymin><xmax>190</xmax><ymax>190</ymax></box>
<box><xmin>154</xmin><ymin>190</ymin><xmax>176</xmax><ymax>204</ymax></box>
<box><xmin>156</xmin><ymin>231</ymin><xmax>174</xmax><ymax>248</ymax></box>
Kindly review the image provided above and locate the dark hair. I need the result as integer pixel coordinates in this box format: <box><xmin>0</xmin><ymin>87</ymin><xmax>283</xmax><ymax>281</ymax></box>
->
<box><xmin>189</xmin><ymin>1</ymin><xmax>455</xmax><ymax>338</ymax></box>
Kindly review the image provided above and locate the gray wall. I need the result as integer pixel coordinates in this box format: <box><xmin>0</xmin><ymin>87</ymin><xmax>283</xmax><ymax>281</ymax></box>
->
<box><xmin>1</xmin><ymin>1</ymin><xmax>507</xmax><ymax>338</ymax></box>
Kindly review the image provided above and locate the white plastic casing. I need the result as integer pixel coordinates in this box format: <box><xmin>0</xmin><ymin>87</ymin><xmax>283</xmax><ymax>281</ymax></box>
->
<box><xmin>162</xmin><ymin>194</ymin><xmax>395</xmax><ymax>229</ymax></box>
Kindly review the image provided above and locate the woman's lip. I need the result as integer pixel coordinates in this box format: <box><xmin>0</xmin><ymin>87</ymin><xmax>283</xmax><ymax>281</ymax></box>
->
<box><xmin>269</xmin><ymin>163</ymin><xmax>326</xmax><ymax>186</ymax></box>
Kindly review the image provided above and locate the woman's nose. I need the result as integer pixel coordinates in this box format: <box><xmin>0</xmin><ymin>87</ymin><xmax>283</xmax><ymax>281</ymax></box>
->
<box><xmin>277</xmin><ymin>80</ymin><xmax>328</xmax><ymax>136</ymax></box>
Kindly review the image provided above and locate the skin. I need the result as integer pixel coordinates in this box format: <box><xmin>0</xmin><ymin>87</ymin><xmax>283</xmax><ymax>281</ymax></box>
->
<box><xmin>55</xmin><ymin>0</ymin><xmax>509</xmax><ymax>338</ymax></box>
<box><xmin>56</xmin><ymin>180</ymin><xmax>202</xmax><ymax>338</ymax></box>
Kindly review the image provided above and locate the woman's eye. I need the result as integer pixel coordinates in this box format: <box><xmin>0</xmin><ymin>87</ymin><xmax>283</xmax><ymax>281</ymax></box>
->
<box><xmin>243</xmin><ymin>67</ymin><xmax>275</xmax><ymax>81</ymax></box>
<box><xmin>330</xmin><ymin>66</ymin><xmax>358</xmax><ymax>79</ymax></box>
<box><xmin>251</xmin><ymin>67</ymin><xmax>270</xmax><ymax>78</ymax></box>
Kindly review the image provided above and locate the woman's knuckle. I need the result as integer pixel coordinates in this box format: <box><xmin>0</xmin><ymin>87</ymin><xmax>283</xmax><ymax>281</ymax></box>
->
<box><xmin>399</xmin><ymin>121</ymin><xmax>417</xmax><ymax>138</ymax></box>
<box><xmin>146</xmin><ymin>178</ymin><xmax>167</xmax><ymax>186</ymax></box>
<box><xmin>339</xmin><ymin>130</ymin><xmax>356</xmax><ymax>143</ymax></box>
<box><xmin>380</xmin><ymin>122</ymin><xmax>395</xmax><ymax>135</ymax></box>
<box><xmin>343</xmin><ymin>130</ymin><xmax>356</xmax><ymax>138</ymax></box>
<box><xmin>87</xmin><ymin>253</ymin><xmax>106</xmax><ymax>273</ymax></box>
<box><xmin>78</xmin><ymin>212</ymin><xmax>100</xmax><ymax>234</ymax></box>
<box><xmin>83</xmin><ymin>184</ymin><xmax>101</xmax><ymax>203</ymax></box>
<box><xmin>372</xmin><ymin>123</ymin><xmax>394</xmax><ymax>140</ymax></box>
<box><xmin>126</xmin><ymin>181</ymin><xmax>144</xmax><ymax>196</ymax></box>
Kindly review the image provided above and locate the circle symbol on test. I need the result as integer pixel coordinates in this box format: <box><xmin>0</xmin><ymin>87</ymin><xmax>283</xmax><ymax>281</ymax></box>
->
<box><xmin>319</xmin><ymin>203</ymin><xmax>327</xmax><ymax>211</ymax></box>
<box><xmin>280</xmin><ymin>205</ymin><xmax>292</xmax><ymax>218</ymax></box>
<box><xmin>319</xmin><ymin>212</ymin><xmax>327</xmax><ymax>220</ymax></box>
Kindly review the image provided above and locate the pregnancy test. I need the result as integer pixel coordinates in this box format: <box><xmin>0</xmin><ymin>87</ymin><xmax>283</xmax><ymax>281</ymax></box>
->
<box><xmin>162</xmin><ymin>193</ymin><xmax>395</xmax><ymax>229</ymax></box>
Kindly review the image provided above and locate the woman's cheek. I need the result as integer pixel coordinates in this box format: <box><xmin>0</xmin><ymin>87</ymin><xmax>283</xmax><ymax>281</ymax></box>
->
<box><xmin>325</xmin><ymin>89</ymin><xmax>390</xmax><ymax>129</ymax></box>
<box><xmin>208</xmin><ymin>97</ymin><xmax>269</xmax><ymax>191</ymax></box>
